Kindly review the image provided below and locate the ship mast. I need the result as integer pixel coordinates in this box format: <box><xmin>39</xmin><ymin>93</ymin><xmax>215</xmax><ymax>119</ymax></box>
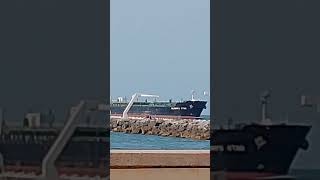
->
<box><xmin>191</xmin><ymin>90</ymin><xmax>196</xmax><ymax>101</ymax></box>
<box><xmin>260</xmin><ymin>90</ymin><xmax>271</xmax><ymax>123</ymax></box>
<box><xmin>301</xmin><ymin>95</ymin><xmax>320</xmax><ymax>111</ymax></box>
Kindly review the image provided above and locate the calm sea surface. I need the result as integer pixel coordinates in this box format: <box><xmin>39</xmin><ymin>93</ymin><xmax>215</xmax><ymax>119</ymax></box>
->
<box><xmin>110</xmin><ymin>132</ymin><xmax>209</xmax><ymax>150</ymax></box>
<box><xmin>289</xmin><ymin>169</ymin><xmax>320</xmax><ymax>180</ymax></box>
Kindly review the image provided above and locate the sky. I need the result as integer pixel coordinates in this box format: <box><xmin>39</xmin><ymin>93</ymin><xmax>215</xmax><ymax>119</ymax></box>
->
<box><xmin>110</xmin><ymin>0</ymin><xmax>210</xmax><ymax>114</ymax></box>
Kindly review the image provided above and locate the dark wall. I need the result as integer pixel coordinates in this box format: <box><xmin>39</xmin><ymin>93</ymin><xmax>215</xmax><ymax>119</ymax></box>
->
<box><xmin>0</xmin><ymin>0</ymin><xmax>109</xmax><ymax>123</ymax></box>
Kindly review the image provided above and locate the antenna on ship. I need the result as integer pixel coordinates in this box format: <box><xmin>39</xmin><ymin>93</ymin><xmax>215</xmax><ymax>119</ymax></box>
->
<box><xmin>48</xmin><ymin>108</ymin><xmax>55</xmax><ymax>128</ymax></box>
<box><xmin>301</xmin><ymin>95</ymin><xmax>320</xmax><ymax>112</ymax></box>
<box><xmin>191</xmin><ymin>90</ymin><xmax>196</xmax><ymax>101</ymax></box>
<box><xmin>260</xmin><ymin>90</ymin><xmax>272</xmax><ymax>124</ymax></box>
<box><xmin>203</xmin><ymin>91</ymin><xmax>210</xmax><ymax>102</ymax></box>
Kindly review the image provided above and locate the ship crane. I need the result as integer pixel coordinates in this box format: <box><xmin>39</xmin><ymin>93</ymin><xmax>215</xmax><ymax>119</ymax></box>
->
<box><xmin>0</xmin><ymin>100</ymin><xmax>108</xmax><ymax>180</ymax></box>
<box><xmin>122</xmin><ymin>93</ymin><xmax>159</xmax><ymax>119</ymax></box>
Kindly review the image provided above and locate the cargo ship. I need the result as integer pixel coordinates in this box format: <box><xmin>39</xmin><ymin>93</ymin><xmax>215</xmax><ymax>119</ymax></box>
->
<box><xmin>110</xmin><ymin>92</ymin><xmax>208</xmax><ymax>119</ymax></box>
<box><xmin>0</xmin><ymin>100</ymin><xmax>109</xmax><ymax>179</ymax></box>
<box><xmin>211</xmin><ymin>91</ymin><xmax>312</xmax><ymax>180</ymax></box>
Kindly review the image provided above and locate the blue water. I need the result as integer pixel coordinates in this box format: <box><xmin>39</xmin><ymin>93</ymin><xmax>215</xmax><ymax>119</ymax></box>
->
<box><xmin>289</xmin><ymin>169</ymin><xmax>320</xmax><ymax>180</ymax></box>
<box><xmin>110</xmin><ymin>132</ymin><xmax>210</xmax><ymax>150</ymax></box>
<box><xmin>201</xmin><ymin>114</ymin><xmax>210</xmax><ymax>120</ymax></box>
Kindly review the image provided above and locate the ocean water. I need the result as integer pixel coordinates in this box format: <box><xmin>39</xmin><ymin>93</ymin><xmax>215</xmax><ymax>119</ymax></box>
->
<box><xmin>201</xmin><ymin>114</ymin><xmax>210</xmax><ymax>120</ymax></box>
<box><xmin>110</xmin><ymin>132</ymin><xmax>210</xmax><ymax>150</ymax></box>
<box><xmin>289</xmin><ymin>169</ymin><xmax>320</xmax><ymax>180</ymax></box>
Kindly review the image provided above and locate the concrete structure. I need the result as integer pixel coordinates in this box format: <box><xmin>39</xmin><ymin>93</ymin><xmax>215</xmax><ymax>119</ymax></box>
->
<box><xmin>110</xmin><ymin>150</ymin><xmax>210</xmax><ymax>180</ymax></box>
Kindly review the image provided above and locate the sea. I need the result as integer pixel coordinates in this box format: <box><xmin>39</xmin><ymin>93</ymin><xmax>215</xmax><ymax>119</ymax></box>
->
<box><xmin>110</xmin><ymin>131</ymin><xmax>210</xmax><ymax>150</ymax></box>
<box><xmin>288</xmin><ymin>169</ymin><xmax>320</xmax><ymax>180</ymax></box>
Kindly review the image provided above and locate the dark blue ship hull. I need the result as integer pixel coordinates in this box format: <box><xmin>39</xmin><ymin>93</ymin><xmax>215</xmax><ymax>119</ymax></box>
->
<box><xmin>111</xmin><ymin>100</ymin><xmax>207</xmax><ymax>118</ymax></box>
<box><xmin>211</xmin><ymin>124</ymin><xmax>311</xmax><ymax>179</ymax></box>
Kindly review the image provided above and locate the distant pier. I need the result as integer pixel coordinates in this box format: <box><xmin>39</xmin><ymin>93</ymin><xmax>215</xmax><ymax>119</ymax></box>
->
<box><xmin>110</xmin><ymin>117</ymin><xmax>210</xmax><ymax>140</ymax></box>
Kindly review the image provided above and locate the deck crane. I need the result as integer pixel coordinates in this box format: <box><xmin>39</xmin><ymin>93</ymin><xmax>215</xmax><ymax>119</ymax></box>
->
<box><xmin>122</xmin><ymin>93</ymin><xmax>159</xmax><ymax>119</ymax></box>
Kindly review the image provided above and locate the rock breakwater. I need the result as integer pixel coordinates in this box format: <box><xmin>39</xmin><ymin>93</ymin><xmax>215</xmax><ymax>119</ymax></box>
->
<box><xmin>110</xmin><ymin>118</ymin><xmax>210</xmax><ymax>140</ymax></box>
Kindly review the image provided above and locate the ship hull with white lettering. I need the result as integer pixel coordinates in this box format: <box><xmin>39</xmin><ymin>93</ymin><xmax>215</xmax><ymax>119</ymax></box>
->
<box><xmin>211</xmin><ymin>124</ymin><xmax>311</xmax><ymax>180</ymax></box>
<box><xmin>111</xmin><ymin>100</ymin><xmax>207</xmax><ymax>119</ymax></box>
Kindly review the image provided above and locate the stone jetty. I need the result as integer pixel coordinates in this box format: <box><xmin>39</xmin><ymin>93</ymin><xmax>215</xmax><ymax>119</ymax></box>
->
<box><xmin>110</xmin><ymin>118</ymin><xmax>210</xmax><ymax>140</ymax></box>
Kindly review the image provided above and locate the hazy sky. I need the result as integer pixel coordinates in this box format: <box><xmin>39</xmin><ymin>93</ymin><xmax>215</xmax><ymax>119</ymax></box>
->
<box><xmin>110</xmin><ymin>0</ymin><xmax>210</xmax><ymax>114</ymax></box>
